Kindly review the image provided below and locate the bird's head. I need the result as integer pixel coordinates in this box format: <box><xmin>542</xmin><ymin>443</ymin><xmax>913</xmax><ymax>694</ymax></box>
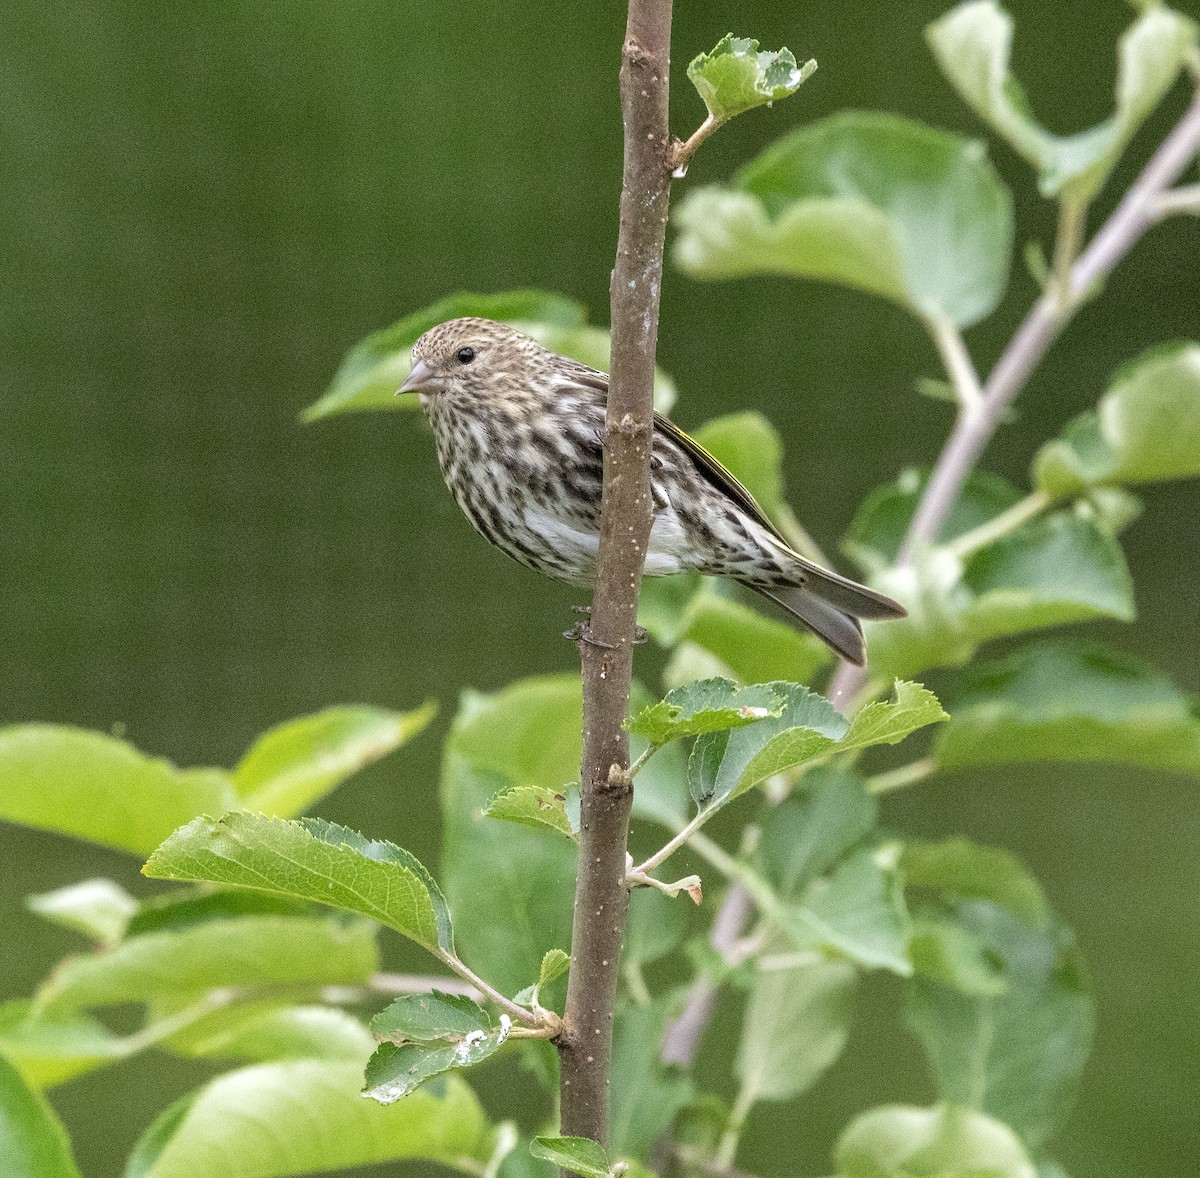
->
<box><xmin>398</xmin><ymin>317</ymin><xmax>542</xmax><ymax>401</ymax></box>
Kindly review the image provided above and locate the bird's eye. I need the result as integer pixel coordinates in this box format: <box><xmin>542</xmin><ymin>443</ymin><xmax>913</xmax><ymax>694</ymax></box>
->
<box><xmin>456</xmin><ymin>347</ymin><xmax>476</xmax><ymax>365</ymax></box>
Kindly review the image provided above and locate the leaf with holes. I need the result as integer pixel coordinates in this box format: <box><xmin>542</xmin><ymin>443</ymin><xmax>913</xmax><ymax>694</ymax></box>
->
<box><xmin>629</xmin><ymin>678</ymin><xmax>785</xmax><ymax>745</ymax></box>
<box><xmin>686</xmin><ymin>34</ymin><xmax>816</xmax><ymax>123</ymax></box>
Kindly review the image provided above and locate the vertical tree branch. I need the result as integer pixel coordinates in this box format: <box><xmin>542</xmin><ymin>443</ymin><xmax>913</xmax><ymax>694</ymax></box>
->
<box><xmin>559</xmin><ymin>0</ymin><xmax>674</xmax><ymax>1149</ymax></box>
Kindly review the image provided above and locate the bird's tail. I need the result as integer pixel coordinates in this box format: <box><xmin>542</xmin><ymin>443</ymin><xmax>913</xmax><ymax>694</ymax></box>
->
<box><xmin>750</xmin><ymin>557</ymin><xmax>907</xmax><ymax>667</ymax></box>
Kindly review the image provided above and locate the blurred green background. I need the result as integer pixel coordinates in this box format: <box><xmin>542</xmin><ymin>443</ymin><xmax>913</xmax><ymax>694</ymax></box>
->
<box><xmin>2</xmin><ymin>1</ymin><xmax>1198</xmax><ymax>1175</ymax></box>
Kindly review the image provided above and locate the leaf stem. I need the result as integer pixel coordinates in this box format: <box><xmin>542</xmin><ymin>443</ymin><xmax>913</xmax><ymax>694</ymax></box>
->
<box><xmin>660</xmin><ymin>878</ymin><xmax>754</xmax><ymax>1068</ymax></box>
<box><xmin>867</xmin><ymin>755</ymin><xmax>937</xmax><ymax>795</ymax></box>
<box><xmin>633</xmin><ymin>806</ymin><xmax>713</xmax><ymax>876</ymax></box>
<box><xmin>924</xmin><ymin>312</ymin><xmax>983</xmax><ymax>414</ymax></box>
<box><xmin>1052</xmin><ymin>198</ymin><xmax>1088</xmax><ymax>308</ymax></box>
<box><xmin>438</xmin><ymin>952</ymin><xmax>540</xmax><ymax>1026</ymax></box>
<box><xmin>1153</xmin><ymin>182</ymin><xmax>1200</xmax><ymax>219</ymax></box>
<box><xmin>714</xmin><ymin>1080</ymin><xmax>757</xmax><ymax>1170</ymax></box>
<box><xmin>944</xmin><ymin>490</ymin><xmax>1054</xmax><ymax>558</ymax></box>
<box><xmin>668</xmin><ymin>113</ymin><xmax>723</xmax><ymax>174</ymax></box>
<box><xmin>627</xmin><ymin>742</ymin><xmax>660</xmax><ymax>779</ymax></box>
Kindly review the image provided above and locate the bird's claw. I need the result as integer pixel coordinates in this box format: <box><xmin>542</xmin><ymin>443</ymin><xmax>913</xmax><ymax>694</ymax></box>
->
<box><xmin>633</xmin><ymin>626</ymin><xmax>649</xmax><ymax>645</ymax></box>
<box><xmin>563</xmin><ymin>622</ymin><xmax>616</xmax><ymax>649</ymax></box>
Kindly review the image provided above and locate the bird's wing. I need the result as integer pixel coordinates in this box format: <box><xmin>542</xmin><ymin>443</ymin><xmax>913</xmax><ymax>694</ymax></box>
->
<box><xmin>652</xmin><ymin>410</ymin><xmax>783</xmax><ymax>539</ymax></box>
<box><xmin>555</xmin><ymin>362</ymin><xmax>783</xmax><ymax>539</ymax></box>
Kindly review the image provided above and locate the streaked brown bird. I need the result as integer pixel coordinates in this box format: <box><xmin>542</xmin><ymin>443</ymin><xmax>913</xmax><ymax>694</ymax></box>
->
<box><xmin>399</xmin><ymin>318</ymin><xmax>905</xmax><ymax>664</ymax></box>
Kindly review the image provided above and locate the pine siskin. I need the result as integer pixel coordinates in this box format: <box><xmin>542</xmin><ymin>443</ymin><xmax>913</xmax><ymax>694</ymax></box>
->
<box><xmin>399</xmin><ymin>317</ymin><xmax>905</xmax><ymax>665</ymax></box>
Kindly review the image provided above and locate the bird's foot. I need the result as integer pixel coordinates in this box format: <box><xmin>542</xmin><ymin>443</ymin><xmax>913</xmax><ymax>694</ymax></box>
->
<box><xmin>563</xmin><ymin>621</ymin><xmax>615</xmax><ymax>649</ymax></box>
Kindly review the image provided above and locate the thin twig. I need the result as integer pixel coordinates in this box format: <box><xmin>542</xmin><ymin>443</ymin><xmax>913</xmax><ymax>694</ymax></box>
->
<box><xmin>1051</xmin><ymin>198</ymin><xmax>1088</xmax><ymax>309</ymax></box>
<box><xmin>633</xmin><ymin>806</ymin><xmax>711</xmax><ymax>876</ymax></box>
<box><xmin>368</xmin><ymin>972</ymin><xmax>485</xmax><ymax>1000</ymax></box>
<box><xmin>559</xmin><ymin>0</ymin><xmax>674</xmax><ymax>1148</ymax></box>
<box><xmin>907</xmin><ymin>84</ymin><xmax>1200</xmax><ymax>558</ymax></box>
<box><xmin>437</xmin><ymin>952</ymin><xmax>541</xmax><ymax>1026</ymax></box>
<box><xmin>829</xmin><ymin>81</ymin><xmax>1200</xmax><ymax>704</ymax></box>
<box><xmin>668</xmin><ymin>114</ymin><xmax>722</xmax><ymax>174</ymax></box>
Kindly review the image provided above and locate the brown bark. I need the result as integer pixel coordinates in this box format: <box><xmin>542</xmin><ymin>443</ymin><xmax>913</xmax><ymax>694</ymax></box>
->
<box><xmin>558</xmin><ymin>0</ymin><xmax>674</xmax><ymax>1153</ymax></box>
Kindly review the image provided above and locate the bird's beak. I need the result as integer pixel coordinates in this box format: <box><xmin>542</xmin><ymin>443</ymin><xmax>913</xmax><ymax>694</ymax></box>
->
<box><xmin>398</xmin><ymin>359</ymin><xmax>436</xmax><ymax>395</ymax></box>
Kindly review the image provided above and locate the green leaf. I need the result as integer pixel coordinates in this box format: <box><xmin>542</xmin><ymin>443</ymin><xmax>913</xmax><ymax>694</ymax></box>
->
<box><xmin>927</xmin><ymin>1</ymin><xmax>1196</xmax><ymax>203</ymax></box>
<box><xmin>452</xmin><ymin>675</ymin><xmax>583</xmax><ymax>793</ymax></box>
<box><xmin>536</xmin><ymin>949</ymin><xmax>570</xmax><ymax>991</ymax></box>
<box><xmin>906</xmin><ymin>903</ymin><xmax>1093</xmax><ymax>1150</ymax></box>
<box><xmin>26</xmin><ymin>879</ymin><xmax>138</xmax><ymax>947</ymax></box>
<box><xmin>305</xmin><ymin>290</ymin><xmax>677</xmax><ymax>421</ymax></box>
<box><xmin>0</xmin><ymin>1052</ymin><xmax>82</xmax><ymax>1178</ymax></box>
<box><xmin>529</xmin><ymin>1137</ymin><xmax>610</xmax><ymax>1178</ymax></box>
<box><xmin>841</xmin><ymin>681</ymin><xmax>949</xmax><ymax>751</ymax></box>
<box><xmin>144</xmin><ymin>813</ymin><xmax>455</xmax><ymax>955</ymax></box>
<box><xmin>757</xmin><ymin>768</ymin><xmax>877</xmax><ymax>898</ymax></box>
<box><xmin>484</xmin><ymin>784</ymin><xmax>576</xmax><ymax>840</ymax></box>
<box><xmin>845</xmin><ymin>469</ymin><xmax>1021</xmax><ymax>574</ymax></box>
<box><xmin>691</xmin><ymin>413</ymin><xmax>786</xmax><ymax>526</ymax></box>
<box><xmin>233</xmin><ymin>702</ymin><xmax>436</xmax><ymax>817</ymax></box>
<box><xmin>637</xmin><ymin>572</ymin><xmax>702</xmax><ymax>646</ymax></box>
<box><xmin>686</xmin><ymin>34</ymin><xmax>815</xmax><ymax>123</ymax></box>
<box><xmin>689</xmin><ymin>681</ymin><xmax>943</xmax><ymax>814</ymax></box>
<box><xmin>936</xmin><ymin>640</ymin><xmax>1200</xmax><ymax>776</ymax></box>
<box><xmin>304</xmin><ymin>290</ymin><xmax>584</xmax><ymax>421</ymax></box>
<box><xmin>126</xmin><ymin>889</ymin><xmax>313</xmax><ymax>938</ymax></box>
<box><xmin>737</xmin><ymin>950</ymin><xmax>856</xmax><ymax>1103</ymax></box>
<box><xmin>864</xmin><ymin>553</ymin><xmax>977</xmax><ymax>680</ymax></box>
<box><xmin>443</xmin><ymin>679</ymin><xmax>578</xmax><ymax>993</ymax></box>
<box><xmin>790</xmin><ymin>848</ymin><xmax>913</xmax><ymax>975</ymax></box>
<box><xmin>36</xmin><ymin>915</ymin><xmax>378</xmax><ymax>1012</ymax></box>
<box><xmin>835</xmin><ymin>1103</ymin><xmax>1037</xmax><ymax>1178</ymax></box>
<box><xmin>961</xmin><ymin>512</ymin><xmax>1136</xmax><ymax>641</ymax></box>
<box><xmin>123</xmin><ymin>1066</ymin><xmax>493</xmax><ymax>1178</ymax></box>
<box><xmin>674</xmin><ymin>112</ymin><xmax>1013</xmax><ymax>327</ymax></box>
<box><xmin>610</xmin><ymin>996</ymin><xmax>693</xmax><ymax>1158</ymax></box>
<box><xmin>365</xmin><ymin>993</ymin><xmax>503</xmax><ymax>1104</ymax></box>
<box><xmin>902</xmin><ymin>837</ymin><xmax>1049</xmax><ymax>928</ymax></box>
<box><xmin>907</xmin><ymin>913</ymin><xmax>1008</xmax><ymax>996</ymax></box>
<box><xmin>678</xmin><ymin>588</ymin><xmax>830</xmax><ymax>685</ymax></box>
<box><xmin>0</xmin><ymin>1000</ymin><xmax>130</xmax><ymax>1088</ymax></box>
<box><xmin>371</xmin><ymin>991</ymin><xmax>492</xmax><ymax>1044</ymax></box>
<box><xmin>1035</xmin><ymin>342</ymin><xmax>1200</xmax><ymax>495</ymax></box>
<box><xmin>689</xmin><ymin>683</ymin><xmax>846</xmax><ymax>809</ymax></box>
<box><xmin>857</xmin><ymin>507</ymin><xmax>1136</xmax><ymax>681</ymax></box>
<box><xmin>629</xmin><ymin>678</ymin><xmax>785</xmax><ymax>745</ymax></box>
<box><xmin>161</xmin><ymin>1004</ymin><xmax>374</xmax><ymax>1064</ymax></box>
<box><xmin>0</xmin><ymin>725</ymin><xmax>236</xmax><ymax>856</ymax></box>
